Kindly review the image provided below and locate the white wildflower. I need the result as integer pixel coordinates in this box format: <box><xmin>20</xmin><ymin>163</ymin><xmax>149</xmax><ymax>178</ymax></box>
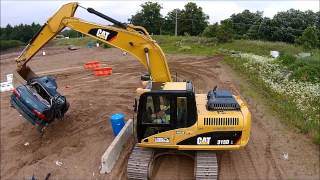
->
<box><xmin>230</xmin><ymin>52</ymin><xmax>320</xmax><ymax>124</ymax></box>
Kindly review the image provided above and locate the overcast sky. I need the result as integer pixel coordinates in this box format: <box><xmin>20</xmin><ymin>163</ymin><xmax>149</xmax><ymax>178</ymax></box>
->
<box><xmin>1</xmin><ymin>1</ymin><xmax>319</xmax><ymax>27</ymax></box>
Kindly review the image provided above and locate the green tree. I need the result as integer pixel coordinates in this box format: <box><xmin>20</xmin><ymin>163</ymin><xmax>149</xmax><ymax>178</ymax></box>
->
<box><xmin>129</xmin><ymin>2</ymin><xmax>164</xmax><ymax>35</ymax></box>
<box><xmin>216</xmin><ymin>19</ymin><xmax>234</xmax><ymax>43</ymax></box>
<box><xmin>272</xmin><ymin>9</ymin><xmax>318</xmax><ymax>43</ymax></box>
<box><xmin>0</xmin><ymin>24</ymin><xmax>13</xmax><ymax>39</ymax></box>
<box><xmin>257</xmin><ymin>17</ymin><xmax>276</xmax><ymax>41</ymax></box>
<box><xmin>246</xmin><ymin>24</ymin><xmax>260</xmax><ymax>39</ymax></box>
<box><xmin>202</xmin><ymin>23</ymin><xmax>219</xmax><ymax>37</ymax></box>
<box><xmin>295</xmin><ymin>26</ymin><xmax>319</xmax><ymax>49</ymax></box>
<box><xmin>226</xmin><ymin>10</ymin><xmax>263</xmax><ymax>39</ymax></box>
<box><xmin>162</xmin><ymin>9</ymin><xmax>182</xmax><ymax>35</ymax></box>
<box><xmin>0</xmin><ymin>23</ymin><xmax>41</xmax><ymax>43</ymax></box>
<box><xmin>178</xmin><ymin>2</ymin><xmax>209</xmax><ymax>36</ymax></box>
<box><xmin>61</xmin><ymin>29</ymin><xmax>80</xmax><ymax>38</ymax></box>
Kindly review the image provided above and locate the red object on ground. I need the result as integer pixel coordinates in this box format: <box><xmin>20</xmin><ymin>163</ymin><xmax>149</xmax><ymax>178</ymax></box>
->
<box><xmin>84</xmin><ymin>61</ymin><xmax>100</xmax><ymax>69</ymax></box>
<box><xmin>94</xmin><ymin>67</ymin><xmax>112</xmax><ymax>76</ymax></box>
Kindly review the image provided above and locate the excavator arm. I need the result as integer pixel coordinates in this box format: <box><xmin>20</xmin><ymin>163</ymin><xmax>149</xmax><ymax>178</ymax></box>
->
<box><xmin>17</xmin><ymin>2</ymin><xmax>172</xmax><ymax>82</ymax></box>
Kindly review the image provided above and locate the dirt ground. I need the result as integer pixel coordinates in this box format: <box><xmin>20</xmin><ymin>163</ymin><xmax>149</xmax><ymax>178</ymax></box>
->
<box><xmin>1</xmin><ymin>47</ymin><xmax>319</xmax><ymax>180</ymax></box>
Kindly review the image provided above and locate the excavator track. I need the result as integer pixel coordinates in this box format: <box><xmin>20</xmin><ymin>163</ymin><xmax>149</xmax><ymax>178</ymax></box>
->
<box><xmin>127</xmin><ymin>145</ymin><xmax>219</xmax><ymax>180</ymax></box>
<box><xmin>195</xmin><ymin>151</ymin><xmax>218</xmax><ymax>180</ymax></box>
<box><xmin>127</xmin><ymin>145</ymin><xmax>154</xmax><ymax>180</ymax></box>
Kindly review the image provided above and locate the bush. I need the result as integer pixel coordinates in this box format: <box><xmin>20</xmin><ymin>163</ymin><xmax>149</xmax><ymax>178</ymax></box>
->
<box><xmin>216</xmin><ymin>20</ymin><xmax>234</xmax><ymax>43</ymax></box>
<box><xmin>0</xmin><ymin>40</ymin><xmax>23</xmax><ymax>50</ymax></box>
<box><xmin>288</xmin><ymin>57</ymin><xmax>320</xmax><ymax>82</ymax></box>
<box><xmin>290</xmin><ymin>65</ymin><xmax>320</xmax><ymax>82</ymax></box>
<box><xmin>278</xmin><ymin>52</ymin><xmax>320</xmax><ymax>83</ymax></box>
<box><xmin>278</xmin><ymin>54</ymin><xmax>297</xmax><ymax>65</ymax></box>
<box><xmin>202</xmin><ymin>23</ymin><xmax>218</xmax><ymax>38</ymax></box>
<box><xmin>61</xmin><ymin>29</ymin><xmax>81</xmax><ymax>38</ymax></box>
<box><xmin>295</xmin><ymin>26</ymin><xmax>319</xmax><ymax>49</ymax></box>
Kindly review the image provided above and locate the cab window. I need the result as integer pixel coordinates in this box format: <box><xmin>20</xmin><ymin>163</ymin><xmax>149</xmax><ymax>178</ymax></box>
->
<box><xmin>142</xmin><ymin>95</ymin><xmax>171</xmax><ymax>125</ymax></box>
<box><xmin>176</xmin><ymin>97</ymin><xmax>188</xmax><ymax>128</ymax></box>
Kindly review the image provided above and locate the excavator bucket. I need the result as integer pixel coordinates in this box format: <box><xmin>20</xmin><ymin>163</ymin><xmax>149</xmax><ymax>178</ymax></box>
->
<box><xmin>17</xmin><ymin>65</ymin><xmax>38</xmax><ymax>81</ymax></box>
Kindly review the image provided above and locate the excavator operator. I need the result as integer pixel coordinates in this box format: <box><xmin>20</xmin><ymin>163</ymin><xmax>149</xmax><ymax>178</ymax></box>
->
<box><xmin>152</xmin><ymin>97</ymin><xmax>170</xmax><ymax>124</ymax></box>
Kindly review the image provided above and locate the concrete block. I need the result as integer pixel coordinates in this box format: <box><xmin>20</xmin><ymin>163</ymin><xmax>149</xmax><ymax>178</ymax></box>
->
<box><xmin>297</xmin><ymin>52</ymin><xmax>311</xmax><ymax>58</ymax></box>
<box><xmin>100</xmin><ymin>119</ymin><xmax>133</xmax><ymax>174</ymax></box>
<box><xmin>0</xmin><ymin>81</ymin><xmax>13</xmax><ymax>92</ymax></box>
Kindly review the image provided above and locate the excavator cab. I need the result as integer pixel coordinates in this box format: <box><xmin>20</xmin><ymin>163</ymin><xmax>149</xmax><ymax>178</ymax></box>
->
<box><xmin>136</xmin><ymin>81</ymin><xmax>197</xmax><ymax>142</ymax></box>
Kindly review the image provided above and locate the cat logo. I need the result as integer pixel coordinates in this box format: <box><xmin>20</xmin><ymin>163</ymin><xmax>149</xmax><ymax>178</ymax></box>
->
<box><xmin>197</xmin><ymin>137</ymin><xmax>211</xmax><ymax>145</ymax></box>
<box><xmin>96</xmin><ymin>29</ymin><xmax>110</xmax><ymax>40</ymax></box>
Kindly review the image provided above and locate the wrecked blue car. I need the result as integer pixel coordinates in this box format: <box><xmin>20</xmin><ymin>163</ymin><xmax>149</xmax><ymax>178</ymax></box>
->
<box><xmin>10</xmin><ymin>76</ymin><xmax>69</xmax><ymax>131</ymax></box>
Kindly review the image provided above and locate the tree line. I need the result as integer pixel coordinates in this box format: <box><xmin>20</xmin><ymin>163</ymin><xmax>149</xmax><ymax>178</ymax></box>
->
<box><xmin>129</xmin><ymin>2</ymin><xmax>320</xmax><ymax>48</ymax></box>
<box><xmin>0</xmin><ymin>23</ymin><xmax>41</xmax><ymax>43</ymax></box>
<box><xmin>1</xmin><ymin>2</ymin><xmax>319</xmax><ymax>50</ymax></box>
<box><xmin>0</xmin><ymin>23</ymin><xmax>42</xmax><ymax>50</ymax></box>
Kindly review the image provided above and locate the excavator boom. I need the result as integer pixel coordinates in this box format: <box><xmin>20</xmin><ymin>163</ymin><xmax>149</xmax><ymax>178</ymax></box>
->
<box><xmin>16</xmin><ymin>2</ymin><xmax>172</xmax><ymax>82</ymax></box>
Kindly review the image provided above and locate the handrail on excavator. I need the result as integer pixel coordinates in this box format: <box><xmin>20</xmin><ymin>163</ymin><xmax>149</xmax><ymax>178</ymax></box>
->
<box><xmin>17</xmin><ymin>2</ymin><xmax>172</xmax><ymax>82</ymax></box>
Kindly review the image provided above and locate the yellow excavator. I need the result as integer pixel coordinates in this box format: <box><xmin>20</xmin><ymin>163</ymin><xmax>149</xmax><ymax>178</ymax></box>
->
<box><xmin>15</xmin><ymin>2</ymin><xmax>251</xmax><ymax>179</ymax></box>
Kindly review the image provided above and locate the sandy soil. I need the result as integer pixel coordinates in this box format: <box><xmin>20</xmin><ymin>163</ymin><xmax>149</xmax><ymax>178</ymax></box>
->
<box><xmin>1</xmin><ymin>47</ymin><xmax>319</xmax><ymax>180</ymax></box>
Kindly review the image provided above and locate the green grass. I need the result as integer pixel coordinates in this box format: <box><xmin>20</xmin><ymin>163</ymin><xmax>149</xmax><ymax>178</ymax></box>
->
<box><xmin>54</xmin><ymin>36</ymin><xmax>99</xmax><ymax>47</ymax></box>
<box><xmin>154</xmin><ymin>35</ymin><xmax>320</xmax><ymax>83</ymax></box>
<box><xmin>153</xmin><ymin>35</ymin><xmax>219</xmax><ymax>56</ymax></box>
<box><xmin>277</xmin><ymin>53</ymin><xmax>320</xmax><ymax>82</ymax></box>
<box><xmin>219</xmin><ymin>40</ymin><xmax>305</xmax><ymax>56</ymax></box>
<box><xmin>154</xmin><ymin>35</ymin><xmax>320</xmax><ymax>56</ymax></box>
<box><xmin>54</xmin><ymin>36</ymin><xmax>113</xmax><ymax>49</ymax></box>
